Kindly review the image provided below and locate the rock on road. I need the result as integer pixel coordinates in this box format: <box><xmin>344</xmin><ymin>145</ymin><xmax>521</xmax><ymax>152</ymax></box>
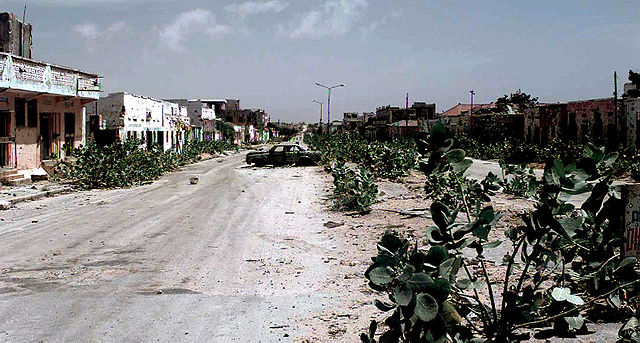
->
<box><xmin>0</xmin><ymin>152</ymin><xmax>336</xmax><ymax>342</ymax></box>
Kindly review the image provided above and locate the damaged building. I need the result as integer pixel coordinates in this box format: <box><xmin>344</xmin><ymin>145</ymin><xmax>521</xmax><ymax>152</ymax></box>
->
<box><xmin>85</xmin><ymin>92</ymin><xmax>191</xmax><ymax>151</ymax></box>
<box><xmin>0</xmin><ymin>12</ymin><xmax>100</xmax><ymax>172</ymax></box>
<box><xmin>0</xmin><ymin>53</ymin><xmax>100</xmax><ymax>170</ymax></box>
<box><xmin>524</xmin><ymin>98</ymin><xmax>618</xmax><ymax>148</ymax></box>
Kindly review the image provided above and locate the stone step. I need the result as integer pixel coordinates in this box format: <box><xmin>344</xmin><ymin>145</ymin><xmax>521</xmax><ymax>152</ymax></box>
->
<box><xmin>6</xmin><ymin>177</ymin><xmax>31</xmax><ymax>187</ymax></box>
<box><xmin>2</xmin><ymin>173</ymin><xmax>24</xmax><ymax>181</ymax></box>
<box><xmin>0</xmin><ymin>169</ymin><xmax>19</xmax><ymax>178</ymax></box>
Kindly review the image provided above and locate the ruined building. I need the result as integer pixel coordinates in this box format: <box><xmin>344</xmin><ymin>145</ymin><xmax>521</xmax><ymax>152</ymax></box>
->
<box><xmin>0</xmin><ymin>12</ymin><xmax>32</xmax><ymax>59</ymax></box>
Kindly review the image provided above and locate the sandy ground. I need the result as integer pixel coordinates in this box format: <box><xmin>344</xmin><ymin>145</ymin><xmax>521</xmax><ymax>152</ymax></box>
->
<box><xmin>298</xmin><ymin>170</ymin><xmax>621</xmax><ymax>342</ymax></box>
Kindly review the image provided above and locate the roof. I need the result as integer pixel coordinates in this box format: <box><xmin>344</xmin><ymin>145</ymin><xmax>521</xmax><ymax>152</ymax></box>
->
<box><xmin>188</xmin><ymin>99</ymin><xmax>227</xmax><ymax>103</ymax></box>
<box><xmin>0</xmin><ymin>52</ymin><xmax>98</xmax><ymax>77</ymax></box>
<box><xmin>440</xmin><ymin>103</ymin><xmax>496</xmax><ymax>117</ymax></box>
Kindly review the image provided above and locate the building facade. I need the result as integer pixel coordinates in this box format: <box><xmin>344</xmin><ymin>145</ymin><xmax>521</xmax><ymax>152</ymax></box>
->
<box><xmin>85</xmin><ymin>93</ymin><xmax>191</xmax><ymax>151</ymax></box>
<box><xmin>0</xmin><ymin>52</ymin><xmax>100</xmax><ymax>169</ymax></box>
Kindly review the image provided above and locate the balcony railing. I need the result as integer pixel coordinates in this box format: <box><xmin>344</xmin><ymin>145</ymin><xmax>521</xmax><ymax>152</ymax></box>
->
<box><xmin>0</xmin><ymin>52</ymin><xmax>100</xmax><ymax>99</ymax></box>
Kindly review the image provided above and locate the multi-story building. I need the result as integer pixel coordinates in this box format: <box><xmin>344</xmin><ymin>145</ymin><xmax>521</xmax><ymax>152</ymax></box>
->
<box><xmin>0</xmin><ymin>53</ymin><xmax>100</xmax><ymax>170</ymax></box>
<box><xmin>85</xmin><ymin>92</ymin><xmax>190</xmax><ymax>151</ymax></box>
<box><xmin>164</xmin><ymin>98</ymin><xmax>229</xmax><ymax>142</ymax></box>
<box><xmin>0</xmin><ymin>12</ymin><xmax>99</xmax><ymax>171</ymax></box>
<box><xmin>223</xmin><ymin>99</ymin><xmax>270</xmax><ymax>143</ymax></box>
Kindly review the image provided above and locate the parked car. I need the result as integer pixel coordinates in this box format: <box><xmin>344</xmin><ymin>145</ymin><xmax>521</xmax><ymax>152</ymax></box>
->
<box><xmin>246</xmin><ymin>144</ymin><xmax>321</xmax><ymax>166</ymax></box>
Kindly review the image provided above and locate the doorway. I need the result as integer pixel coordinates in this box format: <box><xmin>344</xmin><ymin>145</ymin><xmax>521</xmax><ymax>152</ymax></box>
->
<box><xmin>0</xmin><ymin>111</ymin><xmax>10</xmax><ymax>167</ymax></box>
<box><xmin>40</xmin><ymin>113</ymin><xmax>50</xmax><ymax>159</ymax></box>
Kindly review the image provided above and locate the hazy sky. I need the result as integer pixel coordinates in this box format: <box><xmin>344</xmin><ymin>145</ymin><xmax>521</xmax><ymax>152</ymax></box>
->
<box><xmin>4</xmin><ymin>0</ymin><xmax>639</xmax><ymax>122</ymax></box>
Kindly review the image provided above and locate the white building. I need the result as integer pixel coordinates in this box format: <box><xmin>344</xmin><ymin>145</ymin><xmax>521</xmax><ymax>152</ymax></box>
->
<box><xmin>165</xmin><ymin>98</ymin><xmax>227</xmax><ymax>142</ymax></box>
<box><xmin>162</xmin><ymin>101</ymin><xmax>190</xmax><ymax>152</ymax></box>
<box><xmin>85</xmin><ymin>92</ymin><xmax>189</xmax><ymax>151</ymax></box>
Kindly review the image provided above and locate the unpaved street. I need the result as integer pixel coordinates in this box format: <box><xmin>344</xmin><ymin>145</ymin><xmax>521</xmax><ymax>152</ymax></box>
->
<box><xmin>0</xmin><ymin>152</ymin><xmax>337</xmax><ymax>342</ymax></box>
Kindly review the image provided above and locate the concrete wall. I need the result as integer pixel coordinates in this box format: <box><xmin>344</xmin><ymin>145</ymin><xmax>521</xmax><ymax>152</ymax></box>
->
<box><xmin>567</xmin><ymin>98</ymin><xmax>616</xmax><ymax>146</ymax></box>
<box><xmin>524</xmin><ymin>104</ymin><xmax>568</xmax><ymax>145</ymax></box>
<box><xmin>0</xmin><ymin>12</ymin><xmax>32</xmax><ymax>59</ymax></box>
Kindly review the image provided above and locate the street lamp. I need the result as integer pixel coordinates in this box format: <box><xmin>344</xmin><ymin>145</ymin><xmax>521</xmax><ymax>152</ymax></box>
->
<box><xmin>315</xmin><ymin>82</ymin><xmax>345</xmax><ymax>133</ymax></box>
<box><xmin>312</xmin><ymin>100</ymin><xmax>323</xmax><ymax>130</ymax></box>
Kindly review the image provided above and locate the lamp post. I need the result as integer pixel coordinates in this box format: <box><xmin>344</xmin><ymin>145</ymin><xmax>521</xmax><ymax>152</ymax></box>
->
<box><xmin>312</xmin><ymin>100</ymin><xmax>323</xmax><ymax>133</ymax></box>
<box><xmin>315</xmin><ymin>82</ymin><xmax>345</xmax><ymax>133</ymax></box>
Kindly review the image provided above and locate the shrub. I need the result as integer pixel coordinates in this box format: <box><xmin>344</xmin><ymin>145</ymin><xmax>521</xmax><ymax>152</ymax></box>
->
<box><xmin>363</xmin><ymin>123</ymin><xmax>640</xmax><ymax>342</ymax></box>
<box><xmin>331</xmin><ymin>162</ymin><xmax>378</xmax><ymax>213</ymax></box>
<box><xmin>57</xmin><ymin>139</ymin><xmax>237</xmax><ymax>189</ymax></box>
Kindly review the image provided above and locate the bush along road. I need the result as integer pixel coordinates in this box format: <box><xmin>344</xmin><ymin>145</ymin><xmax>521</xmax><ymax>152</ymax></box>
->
<box><xmin>306</xmin><ymin>125</ymin><xmax>640</xmax><ymax>342</ymax></box>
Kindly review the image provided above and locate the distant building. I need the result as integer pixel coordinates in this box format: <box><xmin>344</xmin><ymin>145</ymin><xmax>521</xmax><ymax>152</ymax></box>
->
<box><xmin>437</xmin><ymin>102</ymin><xmax>523</xmax><ymax>139</ymax></box>
<box><xmin>440</xmin><ymin>103</ymin><xmax>496</xmax><ymax>117</ymax></box>
<box><xmin>223</xmin><ymin>99</ymin><xmax>270</xmax><ymax>143</ymax></box>
<box><xmin>0</xmin><ymin>12</ymin><xmax>32</xmax><ymax>59</ymax></box>
<box><xmin>342</xmin><ymin>112</ymin><xmax>363</xmax><ymax>131</ymax></box>
<box><xmin>523</xmin><ymin>98</ymin><xmax>620</xmax><ymax>148</ymax></box>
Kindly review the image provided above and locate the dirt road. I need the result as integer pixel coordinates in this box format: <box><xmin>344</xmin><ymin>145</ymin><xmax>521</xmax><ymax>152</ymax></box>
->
<box><xmin>0</xmin><ymin>152</ymin><xmax>337</xmax><ymax>342</ymax></box>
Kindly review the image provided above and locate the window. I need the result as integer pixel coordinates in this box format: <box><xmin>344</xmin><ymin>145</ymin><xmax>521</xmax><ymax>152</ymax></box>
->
<box><xmin>273</xmin><ymin>146</ymin><xmax>284</xmax><ymax>153</ymax></box>
<box><xmin>14</xmin><ymin>98</ymin><xmax>26</xmax><ymax>127</ymax></box>
<box><xmin>27</xmin><ymin>99</ymin><xmax>37</xmax><ymax>127</ymax></box>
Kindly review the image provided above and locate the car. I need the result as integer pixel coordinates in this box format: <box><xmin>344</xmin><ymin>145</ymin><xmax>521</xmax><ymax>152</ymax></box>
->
<box><xmin>245</xmin><ymin>144</ymin><xmax>321</xmax><ymax>166</ymax></box>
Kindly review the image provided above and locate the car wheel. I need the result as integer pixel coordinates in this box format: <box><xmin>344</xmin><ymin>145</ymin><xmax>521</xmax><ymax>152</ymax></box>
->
<box><xmin>254</xmin><ymin>159</ymin><xmax>266</xmax><ymax>167</ymax></box>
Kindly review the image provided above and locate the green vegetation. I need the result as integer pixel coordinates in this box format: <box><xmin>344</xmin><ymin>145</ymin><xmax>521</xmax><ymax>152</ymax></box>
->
<box><xmin>362</xmin><ymin>123</ymin><xmax>640</xmax><ymax>342</ymax></box>
<box><xmin>57</xmin><ymin>140</ymin><xmax>237</xmax><ymax>189</ymax></box>
<box><xmin>457</xmin><ymin>135</ymin><xmax>588</xmax><ymax>165</ymax></box>
<box><xmin>305</xmin><ymin>133</ymin><xmax>417</xmax><ymax>180</ymax></box>
<box><xmin>330</xmin><ymin>161</ymin><xmax>378</xmax><ymax>213</ymax></box>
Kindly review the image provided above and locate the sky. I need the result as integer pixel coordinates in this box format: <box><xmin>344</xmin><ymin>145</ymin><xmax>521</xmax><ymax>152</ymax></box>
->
<box><xmin>3</xmin><ymin>0</ymin><xmax>639</xmax><ymax>122</ymax></box>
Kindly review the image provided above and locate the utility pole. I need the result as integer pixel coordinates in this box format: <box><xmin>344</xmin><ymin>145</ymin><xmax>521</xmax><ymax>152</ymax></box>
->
<box><xmin>470</xmin><ymin>90</ymin><xmax>475</xmax><ymax>133</ymax></box>
<box><xmin>405</xmin><ymin>93</ymin><xmax>409</xmax><ymax>134</ymax></box>
<box><xmin>614</xmin><ymin>71</ymin><xmax>619</xmax><ymax>146</ymax></box>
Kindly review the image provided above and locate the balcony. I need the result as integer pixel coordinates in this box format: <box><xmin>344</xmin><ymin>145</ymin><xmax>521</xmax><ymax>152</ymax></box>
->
<box><xmin>0</xmin><ymin>52</ymin><xmax>100</xmax><ymax>99</ymax></box>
